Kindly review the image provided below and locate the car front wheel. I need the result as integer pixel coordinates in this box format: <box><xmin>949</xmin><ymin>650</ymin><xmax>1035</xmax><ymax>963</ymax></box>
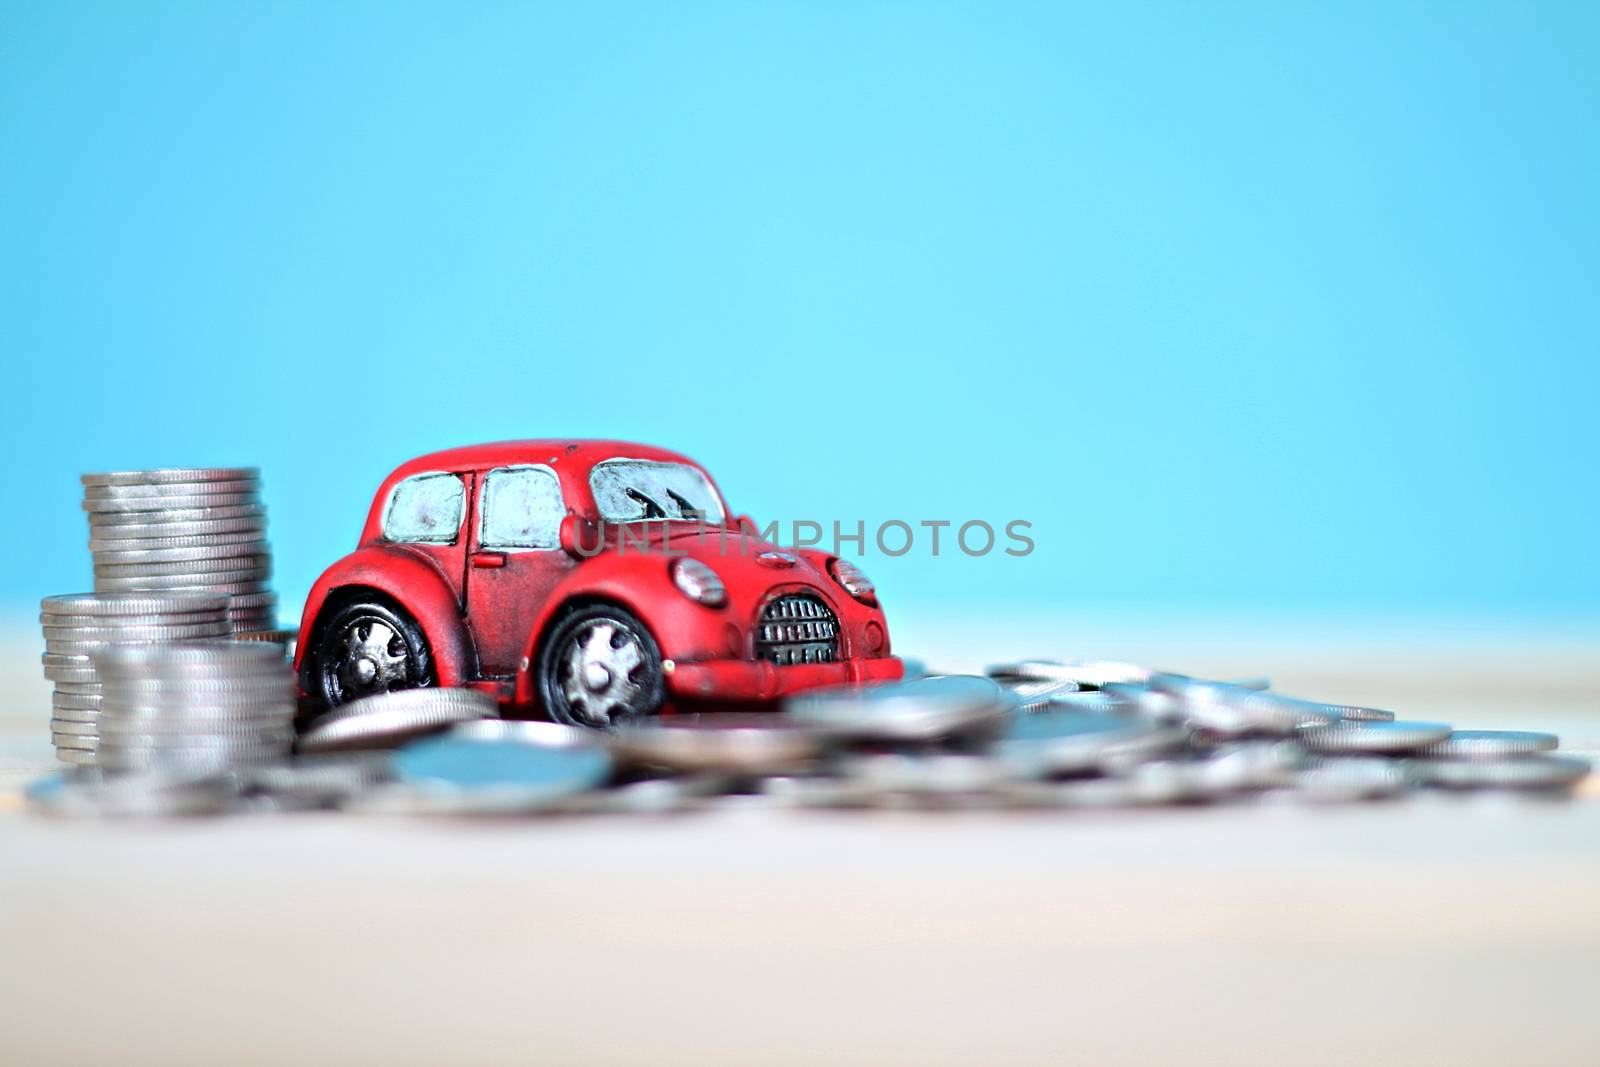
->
<box><xmin>310</xmin><ymin>598</ymin><xmax>435</xmax><ymax>711</ymax></box>
<box><xmin>537</xmin><ymin>604</ymin><xmax>664</xmax><ymax>729</ymax></box>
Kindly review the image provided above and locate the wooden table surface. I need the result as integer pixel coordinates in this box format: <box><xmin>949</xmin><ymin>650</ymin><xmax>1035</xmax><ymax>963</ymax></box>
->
<box><xmin>3</xmin><ymin>615</ymin><xmax>1598</xmax><ymax>1066</ymax></box>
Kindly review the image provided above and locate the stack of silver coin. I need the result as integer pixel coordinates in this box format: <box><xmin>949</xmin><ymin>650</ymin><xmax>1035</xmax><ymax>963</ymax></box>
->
<box><xmin>82</xmin><ymin>467</ymin><xmax>278</xmax><ymax>634</ymax></box>
<box><xmin>39</xmin><ymin>593</ymin><xmax>231</xmax><ymax>767</ymax></box>
<box><xmin>92</xmin><ymin>642</ymin><xmax>296</xmax><ymax>776</ymax></box>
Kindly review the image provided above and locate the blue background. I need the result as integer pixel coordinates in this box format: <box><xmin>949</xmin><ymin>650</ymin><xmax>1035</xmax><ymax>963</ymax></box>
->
<box><xmin>3</xmin><ymin>1</ymin><xmax>1597</xmax><ymax>626</ymax></box>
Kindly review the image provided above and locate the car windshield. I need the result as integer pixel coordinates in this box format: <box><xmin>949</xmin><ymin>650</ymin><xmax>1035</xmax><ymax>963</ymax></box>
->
<box><xmin>589</xmin><ymin>459</ymin><xmax>726</xmax><ymax>524</ymax></box>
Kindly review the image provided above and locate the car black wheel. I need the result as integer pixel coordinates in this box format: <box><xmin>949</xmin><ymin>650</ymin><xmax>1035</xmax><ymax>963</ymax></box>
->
<box><xmin>537</xmin><ymin>604</ymin><xmax>664</xmax><ymax>729</ymax></box>
<box><xmin>310</xmin><ymin>598</ymin><xmax>435</xmax><ymax>711</ymax></box>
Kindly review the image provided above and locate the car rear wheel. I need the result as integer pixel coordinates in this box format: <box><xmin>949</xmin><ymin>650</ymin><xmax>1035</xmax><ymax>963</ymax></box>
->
<box><xmin>537</xmin><ymin>604</ymin><xmax>664</xmax><ymax>729</ymax></box>
<box><xmin>310</xmin><ymin>598</ymin><xmax>435</xmax><ymax>711</ymax></box>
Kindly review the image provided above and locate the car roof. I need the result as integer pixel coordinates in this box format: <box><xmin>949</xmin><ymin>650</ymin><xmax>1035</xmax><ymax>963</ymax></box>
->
<box><xmin>386</xmin><ymin>440</ymin><xmax>703</xmax><ymax>482</ymax></box>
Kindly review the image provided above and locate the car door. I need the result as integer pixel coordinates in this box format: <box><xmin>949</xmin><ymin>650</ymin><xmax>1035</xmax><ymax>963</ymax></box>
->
<box><xmin>465</xmin><ymin>464</ymin><xmax>576</xmax><ymax>676</ymax></box>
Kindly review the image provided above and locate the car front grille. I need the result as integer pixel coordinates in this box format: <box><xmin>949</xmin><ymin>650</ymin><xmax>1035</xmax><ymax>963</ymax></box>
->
<box><xmin>755</xmin><ymin>593</ymin><xmax>839</xmax><ymax>665</ymax></box>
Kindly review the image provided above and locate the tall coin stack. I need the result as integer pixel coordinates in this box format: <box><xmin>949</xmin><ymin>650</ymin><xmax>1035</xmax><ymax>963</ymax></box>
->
<box><xmin>82</xmin><ymin>467</ymin><xmax>279</xmax><ymax>634</ymax></box>
<box><xmin>93</xmin><ymin>643</ymin><xmax>296</xmax><ymax>776</ymax></box>
<box><xmin>39</xmin><ymin>593</ymin><xmax>232</xmax><ymax>767</ymax></box>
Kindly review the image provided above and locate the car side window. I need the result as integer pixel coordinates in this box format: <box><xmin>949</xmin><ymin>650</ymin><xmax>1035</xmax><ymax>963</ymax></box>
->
<box><xmin>383</xmin><ymin>472</ymin><xmax>466</xmax><ymax>544</ymax></box>
<box><xmin>480</xmin><ymin>465</ymin><xmax>564</xmax><ymax>549</ymax></box>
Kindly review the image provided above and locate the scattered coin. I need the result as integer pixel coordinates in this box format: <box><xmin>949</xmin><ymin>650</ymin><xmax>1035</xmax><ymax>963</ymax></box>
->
<box><xmin>1418</xmin><ymin>729</ymin><xmax>1559</xmax><ymax>759</ymax></box>
<box><xmin>296</xmin><ymin>688</ymin><xmax>498</xmax><ymax>753</ymax></box>
<box><xmin>1409</xmin><ymin>754</ymin><xmax>1591</xmax><ymax>791</ymax></box>
<box><xmin>608</xmin><ymin>714</ymin><xmax>825</xmax><ymax>774</ymax></box>
<box><xmin>787</xmin><ymin>676</ymin><xmax>1017</xmax><ymax>744</ymax></box>
<box><xmin>1297</xmin><ymin>720</ymin><xmax>1454</xmax><ymax>755</ymax></box>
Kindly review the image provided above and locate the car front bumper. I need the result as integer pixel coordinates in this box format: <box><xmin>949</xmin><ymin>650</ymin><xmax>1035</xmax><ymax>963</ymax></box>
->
<box><xmin>663</xmin><ymin>654</ymin><xmax>904</xmax><ymax>704</ymax></box>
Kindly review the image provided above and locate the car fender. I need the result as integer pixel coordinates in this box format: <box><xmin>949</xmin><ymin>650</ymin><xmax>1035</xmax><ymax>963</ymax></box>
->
<box><xmin>511</xmin><ymin>553</ymin><xmax>728</xmax><ymax>706</ymax></box>
<box><xmin>294</xmin><ymin>545</ymin><xmax>474</xmax><ymax>688</ymax></box>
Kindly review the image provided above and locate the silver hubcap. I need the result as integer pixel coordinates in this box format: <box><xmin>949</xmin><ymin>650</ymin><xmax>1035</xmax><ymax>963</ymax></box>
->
<box><xmin>339</xmin><ymin>619</ymin><xmax>410</xmax><ymax>697</ymax></box>
<box><xmin>558</xmin><ymin>621</ymin><xmax>646</xmax><ymax>727</ymax></box>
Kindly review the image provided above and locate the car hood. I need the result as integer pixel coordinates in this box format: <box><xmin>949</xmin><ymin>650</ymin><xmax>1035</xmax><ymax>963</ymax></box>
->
<box><xmin>612</xmin><ymin>524</ymin><xmax>834</xmax><ymax>591</ymax></box>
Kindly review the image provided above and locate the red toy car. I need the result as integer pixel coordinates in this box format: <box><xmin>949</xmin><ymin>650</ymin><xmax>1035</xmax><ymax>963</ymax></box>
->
<box><xmin>294</xmin><ymin>441</ymin><xmax>902</xmax><ymax>726</ymax></box>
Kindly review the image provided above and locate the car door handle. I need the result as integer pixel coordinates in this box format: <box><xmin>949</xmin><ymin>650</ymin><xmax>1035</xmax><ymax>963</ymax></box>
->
<box><xmin>470</xmin><ymin>551</ymin><xmax>507</xmax><ymax>569</ymax></box>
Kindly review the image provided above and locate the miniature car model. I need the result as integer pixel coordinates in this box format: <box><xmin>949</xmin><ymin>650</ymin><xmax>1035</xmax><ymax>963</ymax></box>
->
<box><xmin>294</xmin><ymin>441</ymin><xmax>902</xmax><ymax>726</ymax></box>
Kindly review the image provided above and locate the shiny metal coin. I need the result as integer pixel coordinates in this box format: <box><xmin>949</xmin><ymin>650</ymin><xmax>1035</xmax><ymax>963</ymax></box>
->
<box><xmin>82</xmin><ymin>479</ymin><xmax>259</xmax><ymax>500</ymax></box>
<box><xmin>88</xmin><ymin>505</ymin><xmax>265</xmax><ymax>528</ymax></box>
<box><xmin>786</xmin><ymin>676</ymin><xmax>1017</xmax><ymax>743</ymax></box>
<box><xmin>51</xmin><ymin>680</ymin><xmax>102</xmax><ymax>696</ymax></box>
<box><xmin>41</xmin><ymin>592</ymin><xmax>231</xmax><ymax>617</ymax></box>
<box><xmin>55</xmin><ymin>747</ymin><xmax>99</xmax><ymax>766</ymax></box>
<box><xmin>297</xmin><ymin>688</ymin><xmax>498</xmax><ymax>753</ymax></box>
<box><xmin>83</xmin><ymin>492</ymin><xmax>260</xmax><ymax>514</ymax></box>
<box><xmin>51</xmin><ymin>731</ymin><xmax>100</xmax><ymax>748</ymax></box>
<box><xmin>88</xmin><ymin>530</ymin><xmax>269</xmax><ymax>551</ymax></box>
<box><xmin>448</xmin><ymin>720</ymin><xmax>595</xmax><ymax>747</ymax></box>
<box><xmin>44</xmin><ymin>665</ymin><xmax>98</xmax><ymax>685</ymax></box>
<box><xmin>93</xmin><ymin>555</ymin><xmax>271</xmax><ymax>578</ymax></box>
<box><xmin>353</xmin><ymin>735</ymin><xmax>613</xmax><ymax>814</ymax></box>
<box><xmin>999</xmin><ymin>763</ymin><xmax>1201</xmax><ymax>808</ymax></box>
<box><xmin>240</xmin><ymin>755</ymin><xmax>393</xmax><ymax>809</ymax></box>
<box><xmin>91</xmin><ymin>540</ymin><xmax>270</xmax><ymax>565</ymax></box>
<box><xmin>95</xmin><ymin>639</ymin><xmax>290</xmax><ymax>670</ymax></box>
<box><xmin>1314</xmin><ymin>703</ymin><xmax>1396</xmax><ymax>723</ymax></box>
<box><xmin>49</xmin><ymin>708</ymin><xmax>99</xmax><ymax>725</ymax></box>
<box><xmin>1409</xmin><ymin>754</ymin><xmax>1590</xmax><ymax>790</ymax></box>
<box><xmin>1287</xmin><ymin>758</ymin><xmax>1409</xmax><ymax>803</ymax></box>
<box><xmin>27</xmin><ymin>770</ymin><xmax>238</xmax><ymax>816</ymax></box>
<box><xmin>997</xmin><ymin>710</ymin><xmax>1187</xmax><ymax>777</ymax></box>
<box><xmin>1193</xmin><ymin>740</ymin><xmax>1307</xmax><ymax>792</ymax></box>
<box><xmin>81</xmin><ymin>467</ymin><xmax>258</xmax><ymax>487</ymax></box>
<box><xmin>93</xmin><ymin>565</ymin><xmax>270</xmax><ymax>589</ymax></box>
<box><xmin>1418</xmin><ymin>729</ymin><xmax>1559</xmax><ymax>759</ymax></box>
<box><xmin>49</xmin><ymin>718</ymin><xmax>99</xmax><ymax>736</ymax></box>
<box><xmin>837</xmin><ymin>753</ymin><xmax>1007</xmax><ymax>795</ymax></box>
<box><xmin>1040</xmin><ymin>689</ymin><xmax>1124</xmax><ymax>715</ymax></box>
<box><xmin>98</xmin><ymin>580</ymin><xmax>271</xmax><ymax>598</ymax></box>
<box><xmin>1150</xmin><ymin>675</ymin><xmax>1338</xmax><ymax>735</ymax></box>
<box><xmin>51</xmin><ymin>691</ymin><xmax>102</xmax><ymax>710</ymax></box>
<box><xmin>40</xmin><ymin>610</ymin><xmax>230</xmax><ymax>628</ymax></box>
<box><xmin>608</xmin><ymin>714</ymin><xmax>824</xmax><ymax>774</ymax></box>
<box><xmin>1001</xmin><ymin>678</ymin><xmax>1082</xmax><ymax>714</ymax></box>
<box><xmin>87</xmin><ymin>517</ymin><xmax>268</xmax><ymax>540</ymax></box>
<box><xmin>987</xmin><ymin>658</ymin><xmax>1154</xmax><ymax>689</ymax></box>
<box><xmin>44</xmin><ymin>619</ymin><xmax>233</xmax><ymax>642</ymax></box>
<box><xmin>1297</xmin><ymin>720</ymin><xmax>1453</xmax><ymax>754</ymax></box>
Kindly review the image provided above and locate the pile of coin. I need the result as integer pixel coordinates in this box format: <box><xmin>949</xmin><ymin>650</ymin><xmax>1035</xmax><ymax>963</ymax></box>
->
<box><xmin>26</xmin><ymin>660</ymin><xmax>1593</xmax><ymax>817</ymax></box>
<box><xmin>92</xmin><ymin>642</ymin><xmax>297</xmax><ymax>776</ymax></box>
<box><xmin>82</xmin><ymin>467</ymin><xmax>277</xmax><ymax>633</ymax></box>
<box><xmin>39</xmin><ymin>593</ymin><xmax>232</xmax><ymax>767</ymax></box>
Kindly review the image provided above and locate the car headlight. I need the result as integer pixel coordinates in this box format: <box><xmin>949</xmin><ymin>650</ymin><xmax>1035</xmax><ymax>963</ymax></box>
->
<box><xmin>829</xmin><ymin>558</ymin><xmax>876</xmax><ymax>604</ymax></box>
<box><xmin>672</xmin><ymin>558</ymin><xmax>726</xmax><ymax>607</ymax></box>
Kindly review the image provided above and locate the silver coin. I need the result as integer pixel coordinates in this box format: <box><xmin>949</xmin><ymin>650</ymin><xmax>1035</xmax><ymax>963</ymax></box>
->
<box><xmin>82</xmin><ymin>478</ymin><xmax>259</xmax><ymax>500</ymax></box>
<box><xmin>98</xmin><ymin>580</ymin><xmax>271</xmax><ymax>598</ymax></box>
<box><xmin>1314</xmin><ymin>702</ymin><xmax>1396</xmax><ymax>723</ymax></box>
<box><xmin>1418</xmin><ymin>730</ymin><xmax>1559</xmax><ymax>759</ymax></box>
<box><xmin>49</xmin><ymin>718</ymin><xmax>99</xmax><ymax>737</ymax></box>
<box><xmin>1040</xmin><ymin>689</ymin><xmax>1124</xmax><ymax>715</ymax></box>
<box><xmin>1286</xmin><ymin>758</ymin><xmax>1410</xmax><ymax>803</ymax></box>
<box><xmin>1150</xmin><ymin>675</ymin><xmax>1338</xmax><ymax>735</ymax></box>
<box><xmin>1000</xmin><ymin>678</ymin><xmax>1083</xmax><ymax>714</ymax></box>
<box><xmin>49</xmin><ymin>708</ymin><xmax>99</xmax><ymax>725</ymax></box>
<box><xmin>29</xmin><ymin>768</ymin><xmax>239</xmax><ymax>816</ymax></box>
<box><xmin>40</xmin><ymin>609</ymin><xmax>229</xmax><ymax>628</ymax></box>
<box><xmin>51</xmin><ymin>731</ymin><xmax>100</xmax><ymax>749</ymax></box>
<box><xmin>41</xmin><ymin>592</ymin><xmax>231</xmax><ymax>617</ymax></box>
<box><xmin>88</xmin><ymin>540</ymin><xmax>270</xmax><ymax>565</ymax></box>
<box><xmin>93</xmin><ymin>560</ymin><xmax>272</xmax><ymax>583</ymax></box>
<box><xmin>986</xmin><ymin>658</ymin><xmax>1153</xmax><ymax>689</ymax></box>
<box><xmin>1410</xmin><ymin>754</ymin><xmax>1590</xmax><ymax>790</ymax></box>
<box><xmin>608</xmin><ymin>714</ymin><xmax>824</xmax><ymax>774</ymax></box>
<box><xmin>997</xmin><ymin>710</ymin><xmax>1188</xmax><ymax>778</ymax></box>
<box><xmin>448</xmin><ymin>720</ymin><xmax>596</xmax><ymax>748</ymax></box>
<box><xmin>51</xmin><ymin>680</ymin><xmax>103</xmax><ymax>696</ymax></box>
<box><xmin>1190</xmin><ymin>740</ymin><xmax>1308</xmax><ymax>792</ymax></box>
<box><xmin>54</xmin><ymin>747</ymin><xmax>98</xmax><ymax>766</ymax></box>
<box><xmin>82</xmin><ymin>467</ymin><xmax>258</xmax><ymax>487</ymax></box>
<box><xmin>83</xmin><ymin>492</ymin><xmax>260</xmax><ymax>514</ymax></box>
<box><xmin>352</xmin><ymin>734</ymin><xmax>613</xmax><ymax>814</ymax></box>
<box><xmin>44</xmin><ymin>620</ymin><xmax>234</xmax><ymax>642</ymax></box>
<box><xmin>88</xmin><ymin>505</ymin><xmax>265</xmax><ymax>529</ymax></box>
<box><xmin>44</xmin><ymin>665</ymin><xmax>98</xmax><ymax>685</ymax></box>
<box><xmin>786</xmin><ymin>676</ymin><xmax>1017</xmax><ymax>743</ymax></box>
<box><xmin>240</xmin><ymin>755</ymin><xmax>393</xmax><ymax>809</ymax></box>
<box><xmin>51</xmin><ymin>691</ymin><xmax>103</xmax><ymax>710</ymax></box>
<box><xmin>93</xmin><ymin>565</ymin><xmax>270</xmax><ymax>588</ymax></box>
<box><xmin>1297</xmin><ymin>720</ymin><xmax>1453</xmax><ymax>755</ymax></box>
<box><xmin>837</xmin><ymin>752</ymin><xmax>1007</xmax><ymax>795</ymax></box>
<box><xmin>87</xmin><ymin>517</ymin><xmax>268</xmax><ymax>540</ymax></box>
<box><xmin>297</xmin><ymin>688</ymin><xmax>498</xmax><ymax>753</ymax></box>
<box><xmin>89</xmin><ymin>530</ymin><xmax>269</xmax><ymax>552</ymax></box>
<box><xmin>227</xmin><ymin>591</ymin><xmax>279</xmax><ymax>610</ymax></box>
<box><xmin>999</xmin><ymin>763</ymin><xmax>1203</xmax><ymax>808</ymax></box>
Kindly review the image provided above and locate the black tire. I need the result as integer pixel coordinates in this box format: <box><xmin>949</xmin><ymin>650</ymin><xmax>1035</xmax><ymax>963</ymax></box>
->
<box><xmin>537</xmin><ymin>603</ymin><xmax>664</xmax><ymax>729</ymax></box>
<box><xmin>306</xmin><ymin>596</ymin><xmax>435</xmax><ymax>712</ymax></box>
